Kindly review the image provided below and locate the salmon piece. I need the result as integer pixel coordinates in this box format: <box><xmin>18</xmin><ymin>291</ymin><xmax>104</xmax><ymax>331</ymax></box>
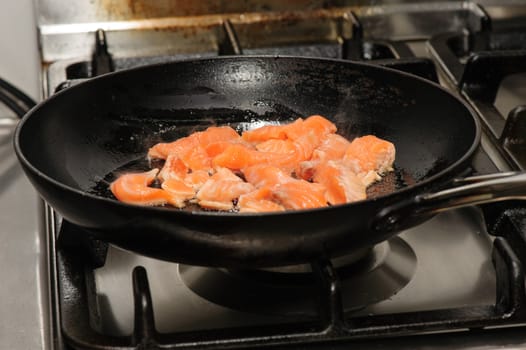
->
<box><xmin>210</xmin><ymin>167</ymin><xmax>243</xmax><ymax>182</ymax></box>
<box><xmin>239</xmin><ymin>199</ymin><xmax>285</xmax><ymax>213</ymax></box>
<box><xmin>178</xmin><ymin>145</ymin><xmax>212</xmax><ymax>172</ymax></box>
<box><xmin>148</xmin><ymin>126</ymin><xmax>239</xmax><ymax>170</ymax></box>
<box><xmin>196</xmin><ymin>126</ymin><xmax>240</xmax><ymax>146</ymax></box>
<box><xmin>147</xmin><ymin>135</ymin><xmax>198</xmax><ymax>160</ymax></box>
<box><xmin>313</xmin><ymin>133</ymin><xmax>352</xmax><ymax>161</ymax></box>
<box><xmin>249</xmin><ymin>149</ymin><xmax>300</xmax><ymax>172</ymax></box>
<box><xmin>296</xmin><ymin>133</ymin><xmax>351</xmax><ymax>180</ymax></box>
<box><xmin>213</xmin><ymin>144</ymin><xmax>299</xmax><ymax>171</ymax></box>
<box><xmin>243</xmin><ymin>165</ymin><xmax>293</xmax><ymax>188</ymax></box>
<box><xmin>255</xmin><ymin>136</ymin><xmax>317</xmax><ymax>165</ymax></box>
<box><xmin>280</xmin><ymin>118</ymin><xmax>305</xmax><ymax>140</ymax></box>
<box><xmin>283</xmin><ymin>115</ymin><xmax>336</xmax><ymax>140</ymax></box>
<box><xmin>293</xmin><ymin>130</ymin><xmax>320</xmax><ymax>161</ymax></box>
<box><xmin>295</xmin><ymin>159</ymin><xmax>318</xmax><ymax>181</ymax></box>
<box><xmin>158</xmin><ymin>155</ymin><xmax>188</xmax><ymax>181</ymax></box>
<box><xmin>302</xmin><ymin>115</ymin><xmax>337</xmax><ymax>137</ymax></box>
<box><xmin>313</xmin><ymin>160</ymin><xmax>366</xmax><ymax>205</ymax></box>
<box><xmin>184</xmin><ymin>170</ymin><xmax>210</xmax><ymax>190</ymax></box>
<box><xmin>243</xmin><ymin>165</ymin><xmax>329</xmax><ymax>209</ymax></box>
<box><xmin>241</xmin><ymin>118</ymin><xmax>311</xmax><ymax>143</ymax></box>
<box><xmin>205</xmin><ymin>139</ymin><xmax>254</xmax><ymax>158</ymax></box>
<box><xmin>255</xmin><ymin>139</ymin><xmax>297</xmax><ymax>154</ymax></box>
<box><xmin>212</xmin><ymin>144</ymin><xmax>260</xmax><ymax>169</ymax></box>
<box><xmin>196</xmin><ymin>168</ymin><xmax>255</xmax><ymax>210</ymax></box>
<box><xmin>238</xmin><ymin>187</ymin><xmax>285</xmax><ymax>213</ymax></box>
<box><xmin>204</xmin><ymin>141</ymin><xmax>230</xmax><ymax>158</ymax></box>
<box><xmin>272</xmin><ymin>180</ymin><xmax>328</xmax><ymax>210</ymax></box>
<box><xmin>241</xmin><ymin>123</ymin><xmax>289</xmax><ymax>143</ymax></box>
<box><xmin>110</xmin><ymin>169</ymin><xmax>178</xmax><ymax>206</ymax></box>
<box><xmin>161</xmin><ymin>178</ymin><xmax>195</xmax><ymax>208</ymax></box>
<box><xmin>282</xmin><ymin>116</ymin><xmax>336</xmax><ymax>160</ymax></box>
<box><xmin>205</xmin><ymin>141</ymin><xmax>238</xmax><ymax>157</ymax></box>
<box><xmin>344</xmin><ymin>135</ymin><xmax>395</xmax><ymax>174</ymax></box>
<box><xmin>147</xmin><ymin>134</ymin><xmax>212</xmax><ymax>171</ymax></box>
<box><xmin>118</xmin><ymin>116</ymin><xmax>395</xmax><ymax>212</ymax></box>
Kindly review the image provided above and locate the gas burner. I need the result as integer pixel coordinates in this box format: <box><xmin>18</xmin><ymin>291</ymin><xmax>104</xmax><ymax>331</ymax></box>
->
<box><xmin>179</xmin><ymin>237</ymin><xmax>416</xmax><ymax>317</ymax></box>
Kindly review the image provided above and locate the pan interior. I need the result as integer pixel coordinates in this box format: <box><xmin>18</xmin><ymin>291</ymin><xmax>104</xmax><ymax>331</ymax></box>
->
<box><xmin>14</xmin><ymin>57</ymin><xmax>480</xmax><ymax>267</ymax></box>
<box><xmin>87</xmin><ymin>119</ymin><xmax>411</xmax><ymax>210</ymax></box>
<box><xmin>18</xmin><ymin>57</ymin><xmax>477</xmax><ymax>203</ymax></box>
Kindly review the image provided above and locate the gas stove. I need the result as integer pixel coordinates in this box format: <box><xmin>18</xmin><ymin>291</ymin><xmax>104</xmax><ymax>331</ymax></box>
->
<box><xmin>6</xmin><ymin>1</ymin><xmax>526</xmax><ymax>349</ymax></box>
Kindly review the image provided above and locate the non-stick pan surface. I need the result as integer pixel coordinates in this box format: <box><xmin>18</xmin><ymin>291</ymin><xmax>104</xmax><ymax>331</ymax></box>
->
<box><xmin>15</xmin><ymin>56</ymin><xmax>479</xmax><ymax>267</ymax></box>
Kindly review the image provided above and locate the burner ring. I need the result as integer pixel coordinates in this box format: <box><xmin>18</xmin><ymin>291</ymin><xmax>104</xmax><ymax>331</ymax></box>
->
<box><xmin>179</xmin><ymin>237</ymin><xmax>417</xmax><ymax>317</ymax></box>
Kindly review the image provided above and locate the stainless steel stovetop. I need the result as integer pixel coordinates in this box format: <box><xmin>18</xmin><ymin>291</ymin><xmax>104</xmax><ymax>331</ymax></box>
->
<box><xmin>2</xmin><ymin>0</ymin><xmax>526</xmax><ymax>349</ymax></box>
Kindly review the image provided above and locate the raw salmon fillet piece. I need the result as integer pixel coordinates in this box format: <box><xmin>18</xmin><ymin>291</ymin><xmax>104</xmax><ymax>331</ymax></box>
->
<box><xmin>293</xmin><ymin>131</ymin><xmax>321</xmax><ymax>161</ymax></box>
<box><xmin>243</xmin><ymin>164</ymin><xmax>293</xmax><ymax>188</ymax></box>
<box><xmin>147</xmin><ymin>134</ymin><xmax>198</xmax><ymax>160</ymax></box>
<box><xmin>158</xmin><ymin>155</ymin><xmax>188</xmax><ymax>181</ymax></box>
<box><xmin>344</xmin><ymin>135</ymin><xmax>395</xmax><ymax>174</ymax></box>
<box><xmin>110</xmin><ymin>169</ymin><xmax>181</xmax><ymax>207</ymax></box>
<box><xmin>242</xmin><ymin>164</ymin><xmax>327</xmax><ymax>211</ymax></box>
<box><xmin>212</xmin><ymin>144</ymin><xmax>300</xmax><ymax>171</ymax></box>
<box><xmin>241</xmin><ymin>115</ymin><xmax>335</xmax><ymax>143</ymax></box>
<box><xmin>300</xmin><ymin>115</ymin><xmax>337</xmax><ymax>138</ymax></box>
<box><xmin>312</xmin><ymin>160</ymin><xmax>367</xmax><ymax>205</ymax></box>
<box><xmin>161</xmin><ymin>178</ymin><xmax>196</xmax><ymax>208</ymax></box>
<box><xmin>179</xmin><ymin>145</ymin><xmax>212</xmax><ymax>172</ymax></box>
<box><xmin>272</xmin><ymin>180</ymin><xmax>328</xmax><ymax>210</ymax></box>
<box><xmin>205</xmin><ymin>139</ymin><xmax>253</xmax><ymax>157</ymax></box>
<box><xmin>255</xmin><ymin>139</ymin><xmax>298</xmax><ymax>154</ymax></box>
<box><xmin>113</xmin><ymin>114</ymin><xmax>396</xmax><ymax>212</ymax></box>
<box><xmin>196</xmin><ymin>168</ymin><xmax>255</xmax><ymax>211</ymax></box>
<box><xmin>148</xmin><ymin>126</ymin><xmax>240</xmax><ymax>171</ymax></box>
<box><xmin>238</xmin><ymin>187</ymin><xmax>286</xmax><ymax>213</ymax></box>
<box><xmin>184</xmin><ymin>170</ymin><xmax>210</xmax><ymax>191</ymax></box>
<box><xmin>147</xmin><ymin>135</ymin><xmax>211</xmax><ymax>171</ymax></box>
<box><xmin>196</xmin><ymin>126</ymin><xmax>240</xmax><ymax>146</ymax></box>
<box><xmin>242</xmin><ymin>164</ymin><xmax>327</xmax><ymax>210</ymax></box>
<box><xmin>296</xmin><ymin>133</ymin><xmax>352</xmax><ymax>181</ymax></box>
<box><xmin>241</xmin><ymin>122</ymin><xmax>291</xmax><ymax>143</ymax></box>
<box><xmin>313</xmin><ymin>133</ymin><xmax>352</xmax><ymax>161</ymax></box>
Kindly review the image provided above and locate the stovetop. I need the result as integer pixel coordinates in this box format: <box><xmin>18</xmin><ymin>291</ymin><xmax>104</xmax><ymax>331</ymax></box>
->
<box><xmin>4</xmin><ymin>1</ymin><xmax>526</xmax><ymax>349</ymax></box>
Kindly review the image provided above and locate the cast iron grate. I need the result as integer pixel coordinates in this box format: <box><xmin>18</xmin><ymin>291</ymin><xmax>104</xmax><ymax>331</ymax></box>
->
<box><xmin>428</xmin><ymin>4</ymin><xmax>526</xmax><ymax>170</ymax></box>
<box><xmin>63</xmin><ymin>14</ymin><xmax>438</xmax><ymax>84</ymax></box>
<box><xmin>50</xmin><ymin>214</ymin><xmax>526</xmax><ymax>350</ymax></box>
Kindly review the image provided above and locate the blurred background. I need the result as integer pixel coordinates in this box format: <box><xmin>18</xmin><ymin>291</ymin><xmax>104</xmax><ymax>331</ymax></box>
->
<box><xmin>0</xmin><ymin>1</ymin><xmax>39</xmax><ymax>101</ymax></box>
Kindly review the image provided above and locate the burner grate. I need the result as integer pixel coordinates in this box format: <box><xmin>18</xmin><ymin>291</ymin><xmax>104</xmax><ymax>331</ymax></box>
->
<box><xmin>52</xmin><ymin>216</ymin><xmax>526</xmax><ymax>350</ymax></box>
<box><xmin>428</xmin><ymin>6</ymin><xmax>526</xmax><ymax>170</ymax></box>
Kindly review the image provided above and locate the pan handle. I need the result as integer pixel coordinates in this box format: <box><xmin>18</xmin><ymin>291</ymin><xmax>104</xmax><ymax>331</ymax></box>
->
<box><xmin>373</xmin><ymin>171</ymin><xmax>526</xmax><ymax>233</ymax></box>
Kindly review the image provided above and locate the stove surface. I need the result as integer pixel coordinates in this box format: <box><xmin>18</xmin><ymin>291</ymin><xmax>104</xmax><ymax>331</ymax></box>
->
<box><xmin>6</xmin><ymin>1</ymin><xmax>526</xmax><ymax>349</ymax></box>
<box><xmin>92</xmin><ymin>208</ymin><xmax>495</xmax><ymax>335</ymax></box>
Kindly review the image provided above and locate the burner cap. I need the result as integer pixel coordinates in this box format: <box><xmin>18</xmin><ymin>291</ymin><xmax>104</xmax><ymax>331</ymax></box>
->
<box><xmin>179</xmin><ymin>237</ymin><xmax>416</xmax><ymax>317</ymax></box>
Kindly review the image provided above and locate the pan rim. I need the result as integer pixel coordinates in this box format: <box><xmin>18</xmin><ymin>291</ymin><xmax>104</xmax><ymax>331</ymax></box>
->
<box><xmin>13</xmin><ymin>55</ymin><xmax>481</xmax><ymax>218</ymax></box>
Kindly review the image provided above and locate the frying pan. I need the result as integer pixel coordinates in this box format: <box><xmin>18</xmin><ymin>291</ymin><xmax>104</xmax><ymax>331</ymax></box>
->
<box><xmin>14</xmin><ymin>56</ymin><xmax>526</xmax><ymax>268</ymax></box>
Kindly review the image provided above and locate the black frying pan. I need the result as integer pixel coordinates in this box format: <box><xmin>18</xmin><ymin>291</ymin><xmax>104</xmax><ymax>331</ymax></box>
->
<box><xmin>14</xmin><ymin>56</ymin><xmax>526</xmax><ymax>267</ymax></box>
